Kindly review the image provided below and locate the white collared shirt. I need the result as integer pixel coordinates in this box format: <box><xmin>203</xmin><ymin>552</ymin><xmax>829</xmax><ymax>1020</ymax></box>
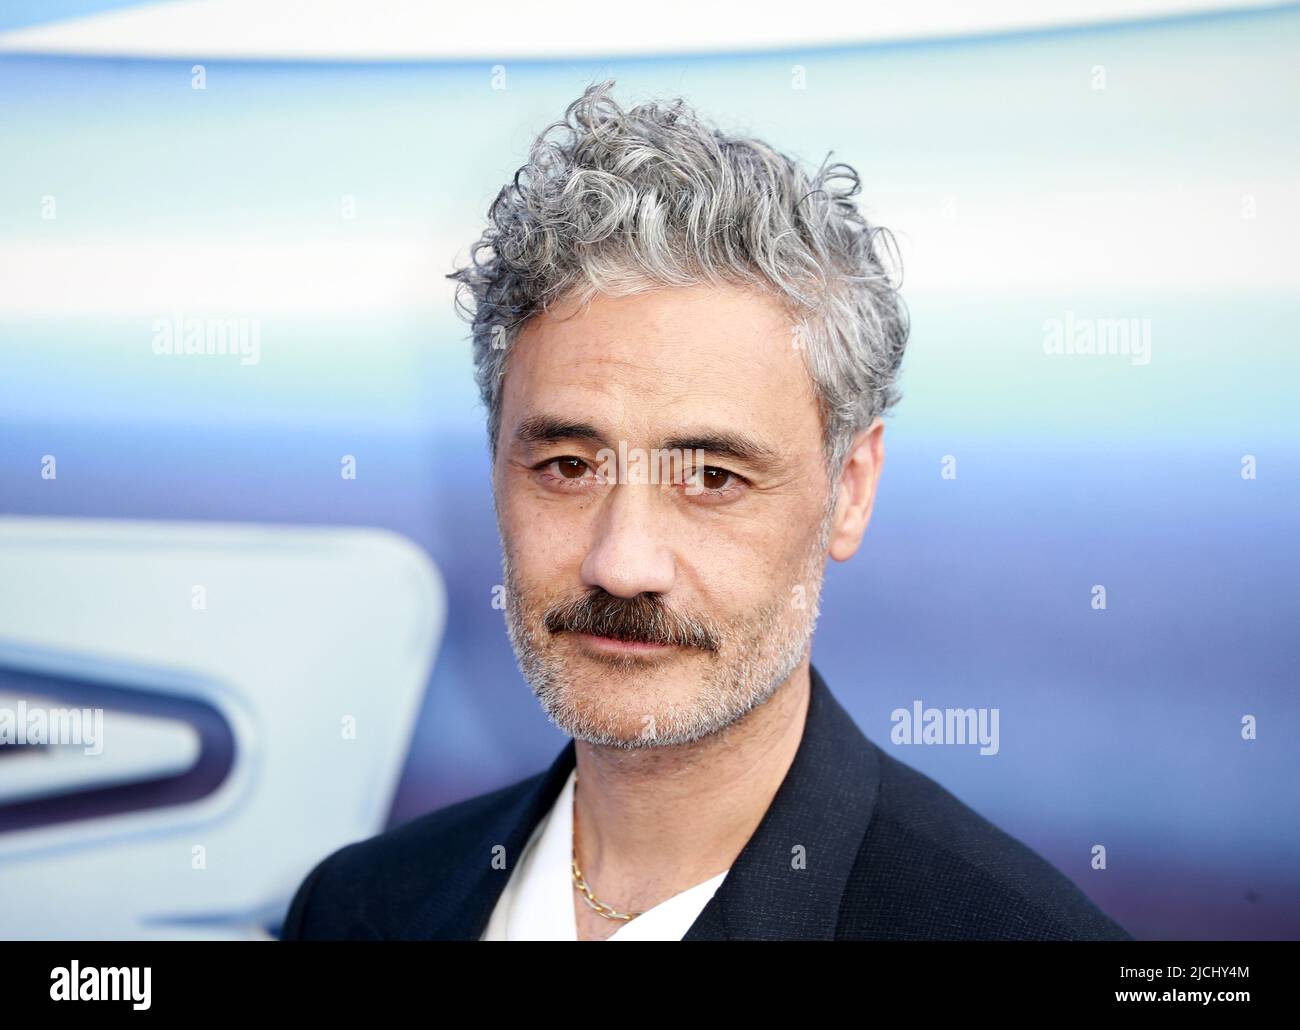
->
<box><xmin>480</xmin><ymin>767</ymin><xmax>728</xmax><ymax>940</ymax></box>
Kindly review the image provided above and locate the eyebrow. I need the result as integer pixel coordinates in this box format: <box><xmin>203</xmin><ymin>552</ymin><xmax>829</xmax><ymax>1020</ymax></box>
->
<box><xmin>660</xmin><ymin>429</ymin><xmax>781</xmax><ymax>471</ymax></box>
<box><xmin>513</xmin><ymin>414</ymin><xmax>609</xmax><ymax>449</ymax></box>
<box><xmin>512</xmin><ymin>414</ymin><xmax>782</xmax><ymax>472</ymax></box>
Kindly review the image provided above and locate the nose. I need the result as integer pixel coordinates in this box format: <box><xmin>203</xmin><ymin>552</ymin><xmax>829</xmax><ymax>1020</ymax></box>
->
<box><xmin>579</xmin><ymin>479</ymin><xmax>676</xmax><ymax>598</ymax></box>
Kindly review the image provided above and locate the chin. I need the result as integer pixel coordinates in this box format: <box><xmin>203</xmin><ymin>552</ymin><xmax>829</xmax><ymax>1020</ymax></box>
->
<box><xmin>543</xmin><ymin>668</ymin><xmax>716</xmax><ymax>746</ymax></box>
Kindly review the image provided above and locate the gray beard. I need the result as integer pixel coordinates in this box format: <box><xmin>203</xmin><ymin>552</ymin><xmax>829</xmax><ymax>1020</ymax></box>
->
<box><xmin>498</xmin><ymin>503</ymin><xmax>834</xmax><ymax>750</ymax></box>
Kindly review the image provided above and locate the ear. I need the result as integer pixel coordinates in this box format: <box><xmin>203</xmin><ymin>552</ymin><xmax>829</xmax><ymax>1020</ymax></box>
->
<box><xmin>828</xmin><ymin>419</ymin><xmax>885</xmax><ymax>562</ymax></box>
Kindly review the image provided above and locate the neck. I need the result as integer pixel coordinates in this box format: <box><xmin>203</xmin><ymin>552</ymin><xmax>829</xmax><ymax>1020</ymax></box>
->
<box><xmin>571</xmin><ymin>658</ymin><xmax>812</xmax><ymax>913</ymax></box>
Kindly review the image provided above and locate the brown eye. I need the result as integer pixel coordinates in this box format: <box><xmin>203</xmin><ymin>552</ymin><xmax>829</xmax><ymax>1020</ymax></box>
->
<box><xmin>555</xmin><ymin>458</ymin><xmax>588</xmax><ymax>479</ymax></box>
<box><xmin>682</xmin><ymin>465</ymin><xmax>742</xmax><ymax>496</ymax></box>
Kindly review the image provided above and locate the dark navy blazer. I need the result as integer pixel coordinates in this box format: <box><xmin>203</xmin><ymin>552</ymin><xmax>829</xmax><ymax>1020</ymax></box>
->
<box><xmin>280</xmin><ymin>664</ymin><xmax>1132</xmax><ymax>940</ymax></box>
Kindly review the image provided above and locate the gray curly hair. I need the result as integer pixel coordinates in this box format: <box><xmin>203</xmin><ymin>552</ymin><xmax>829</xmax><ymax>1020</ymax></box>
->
<box><xmin>447</xmin><ymin>79</ymin><xmax>909</xmax><ymax>479</ymax></box>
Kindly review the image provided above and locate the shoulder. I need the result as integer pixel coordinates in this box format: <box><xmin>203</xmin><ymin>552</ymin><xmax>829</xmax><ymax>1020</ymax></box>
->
<box><xmin>278</xmin><ymin>770</ymin><xmax>545</xmax><ymax>940</ymax></box>
<box><xmin>839</xmin><ymin>744</ymin><xmax>1133</xmax><ymax>940</ymax></box>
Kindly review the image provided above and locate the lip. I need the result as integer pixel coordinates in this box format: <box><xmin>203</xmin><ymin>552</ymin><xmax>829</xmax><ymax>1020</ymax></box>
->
<box><xmin>569</xmin><ymin>632</ymin><xmax>678</xmax><ymax>655</ymax></box>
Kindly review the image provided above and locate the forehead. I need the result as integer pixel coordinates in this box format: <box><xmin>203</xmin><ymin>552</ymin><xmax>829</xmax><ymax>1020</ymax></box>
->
<box><xmin>499</xmin><ymin>283</ymin><xmax>821</xmax><ymax>445</ymax></box>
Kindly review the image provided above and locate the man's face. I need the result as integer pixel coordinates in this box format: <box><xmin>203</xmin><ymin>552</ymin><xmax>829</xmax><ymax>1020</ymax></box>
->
<box><xmin>493</xmin><ymin>282</ymin><xmax>838</xmax><ymax>749</ymax></box>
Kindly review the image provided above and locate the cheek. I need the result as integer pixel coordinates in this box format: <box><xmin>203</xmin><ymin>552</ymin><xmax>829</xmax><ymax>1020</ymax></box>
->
<box><xmin>677</xmin><ymin>524</ymin><xmax>781</xmax><ymax>612</ymax></box>
<box><xmin>498</xmin><ymin>481</ymin><xmax>593</xmax><ymax>585</ymax></box>
<box><xmin>687</xmin><ymin>510</ymin><xmax>820</xmax><ymax>608</ymax></box>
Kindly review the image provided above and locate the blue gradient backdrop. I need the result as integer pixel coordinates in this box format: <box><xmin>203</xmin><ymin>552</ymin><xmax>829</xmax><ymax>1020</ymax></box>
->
<box><xmin>2</xmin><ymin>6</ymin><xmax>1297</xmax><ymax>939</ymax></box>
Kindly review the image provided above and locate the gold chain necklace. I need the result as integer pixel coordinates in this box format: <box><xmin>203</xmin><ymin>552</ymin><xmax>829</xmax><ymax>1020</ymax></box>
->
<box><xmin>571</xmin><ymin>772</ymin><xmax>643</xmax><ymax>922</ymax></box>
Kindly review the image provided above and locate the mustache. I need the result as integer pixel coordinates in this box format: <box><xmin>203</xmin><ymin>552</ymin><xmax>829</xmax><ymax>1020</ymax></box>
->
<box><xmin>543</xmin><ymin>590</ymin><xmax>721</xmax><ymax>652</ymax></box>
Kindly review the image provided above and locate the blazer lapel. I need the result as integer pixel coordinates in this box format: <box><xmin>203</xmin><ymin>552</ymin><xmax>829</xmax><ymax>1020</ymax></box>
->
<box><xmin>682</xmin><ymin>664</ymin><xmax>880</xmax><ymax>940</ymax></box>
<box><xmin>405</xmin><ymin>737</ymin><xmax>577</xmax><ymax>940</ymax></box>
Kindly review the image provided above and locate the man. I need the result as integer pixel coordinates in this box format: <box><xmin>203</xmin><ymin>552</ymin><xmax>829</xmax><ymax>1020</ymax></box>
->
<box><xmin>281</xmin><ymin>80</ymin><xmax>1131</xmax><ymax>941</ymax></box>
